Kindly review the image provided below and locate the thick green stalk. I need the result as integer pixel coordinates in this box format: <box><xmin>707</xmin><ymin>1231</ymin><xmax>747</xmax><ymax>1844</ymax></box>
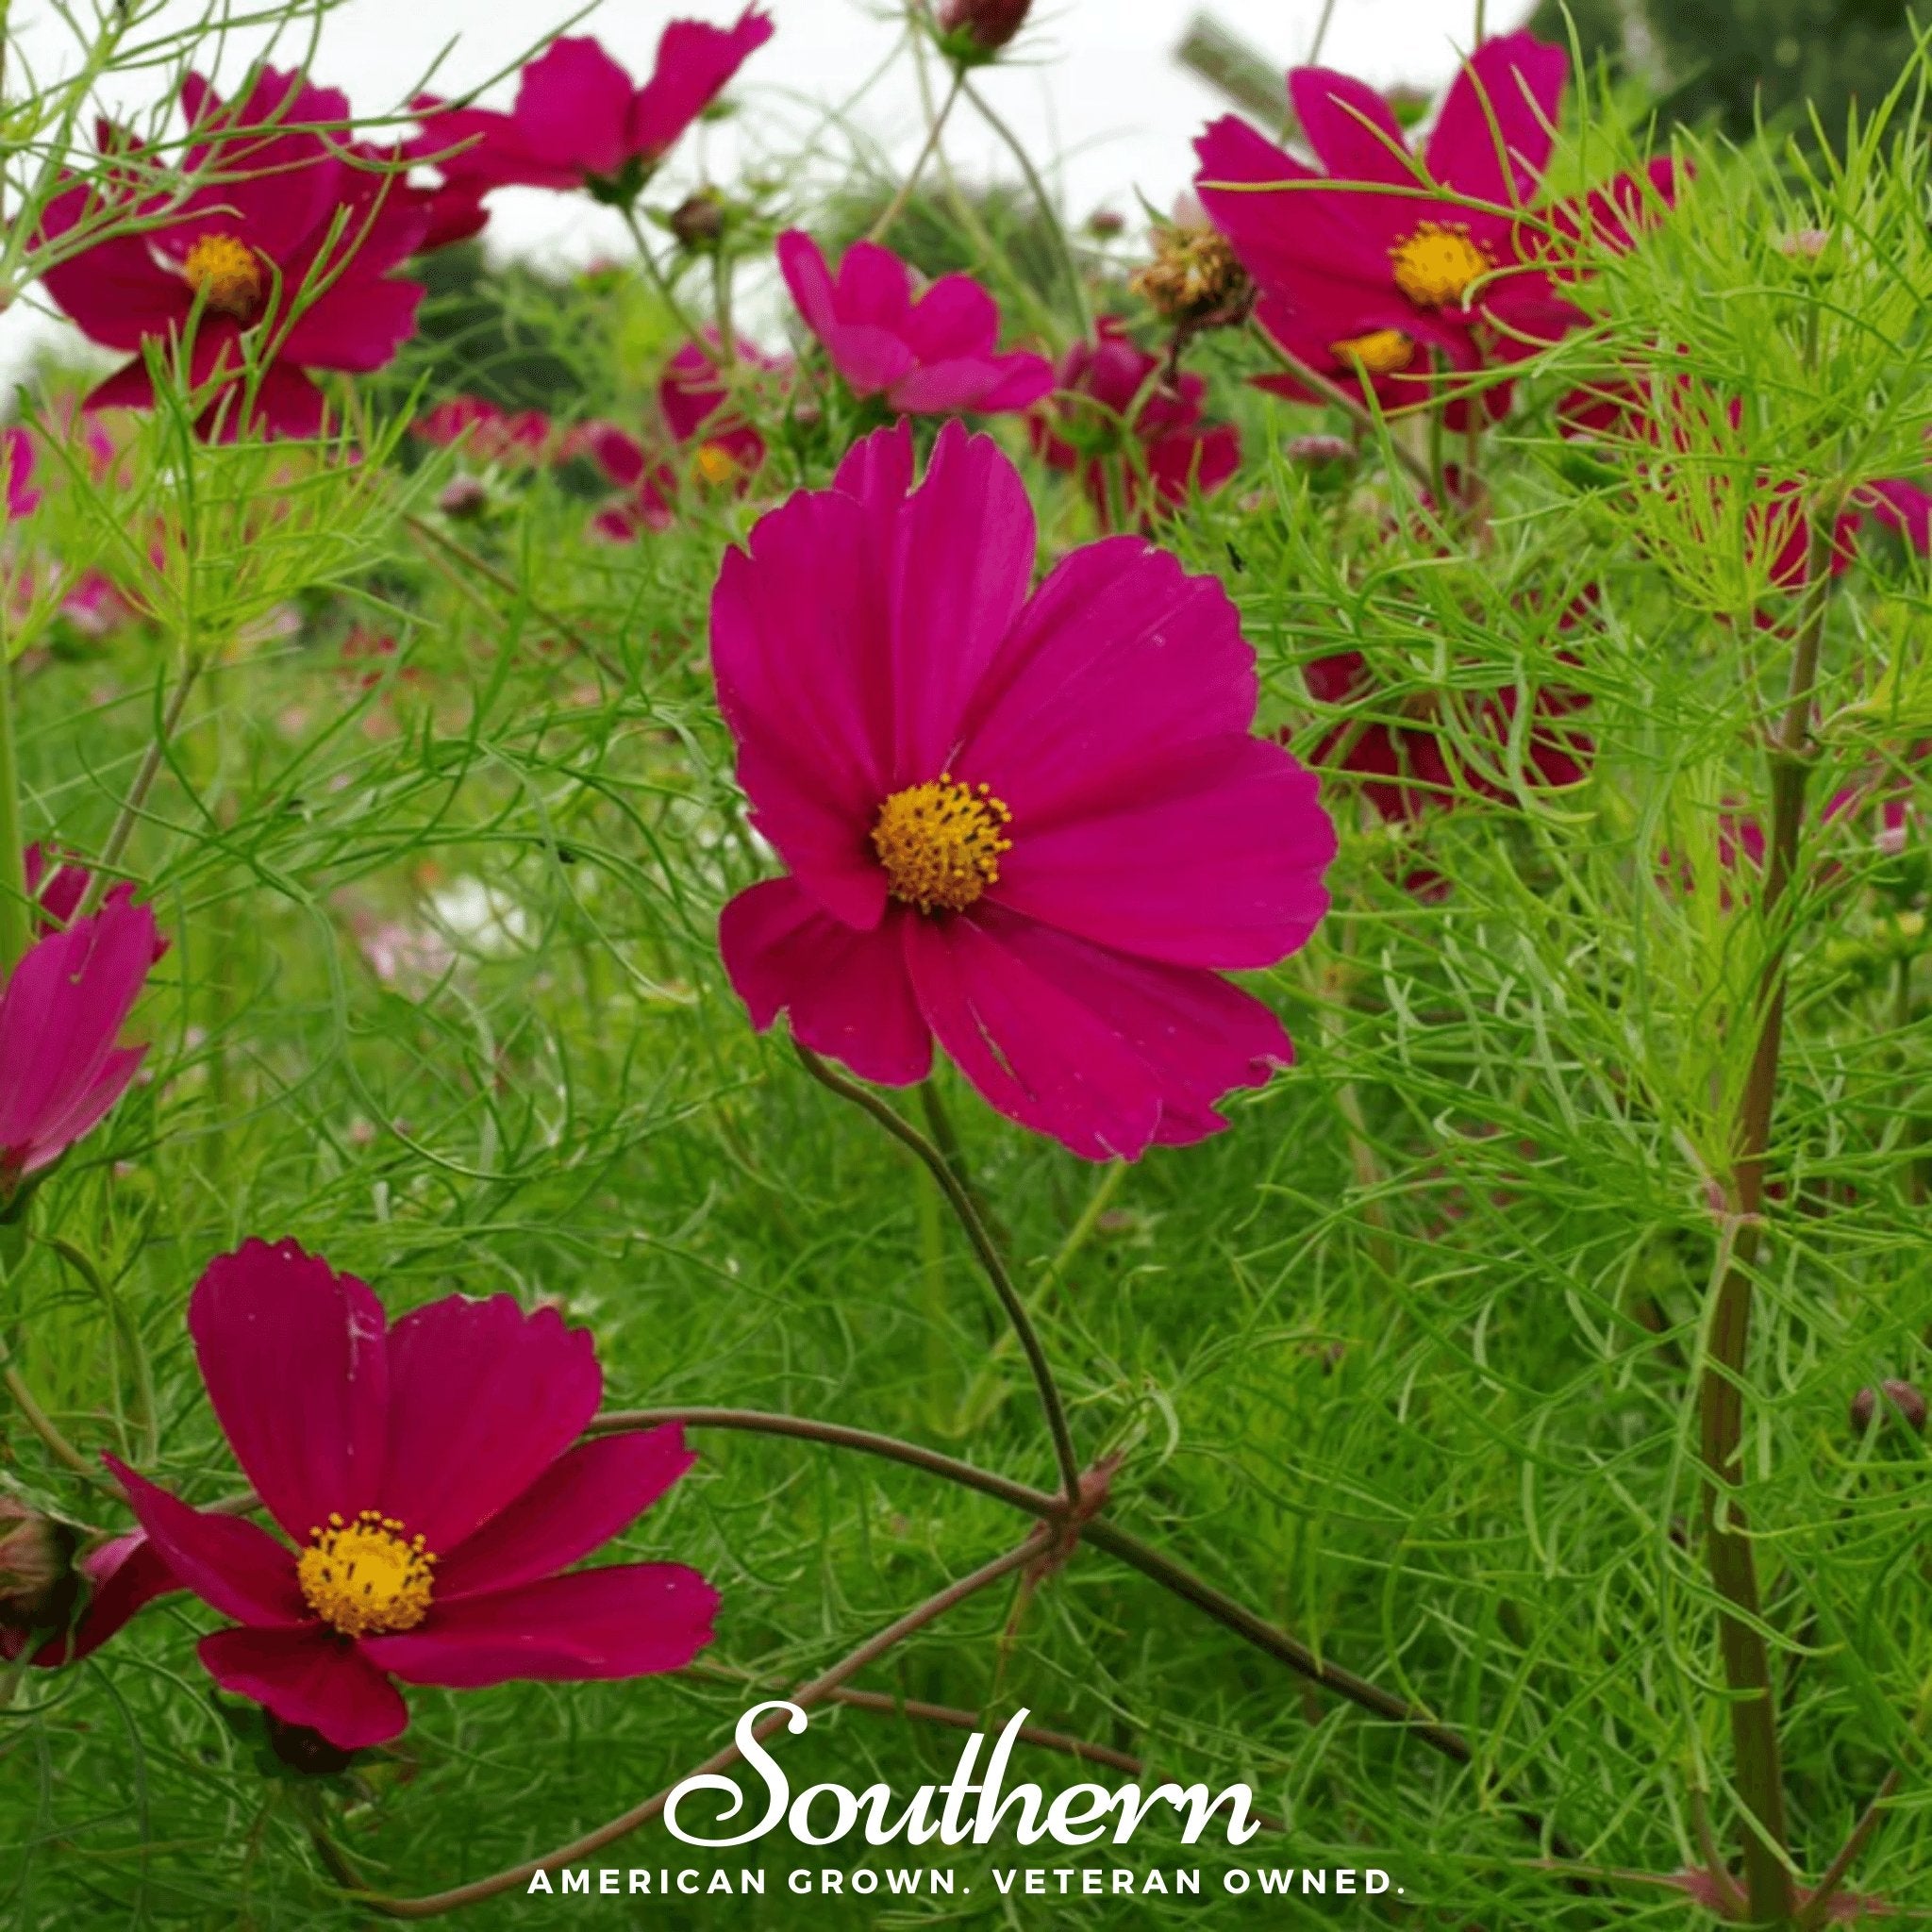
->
<box><xmin>1696</xmin><ymin>514</ymin><xmax>1838</xmax><ymax>1926</ymax></box>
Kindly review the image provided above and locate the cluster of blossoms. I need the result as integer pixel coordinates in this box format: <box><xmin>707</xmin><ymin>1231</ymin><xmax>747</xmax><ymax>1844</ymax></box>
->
<box><xmin>16</xmin><ymin>2</ymin><xmax>1922</xmax><ymax>1786</ymax></box>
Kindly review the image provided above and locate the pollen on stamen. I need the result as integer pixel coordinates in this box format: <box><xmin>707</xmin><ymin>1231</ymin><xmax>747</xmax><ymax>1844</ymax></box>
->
<box><xmin>181</xmin><ymin>232</ymin><xmax>265</xmax><ymax>321</ymax></box>
<box><xmin>296</xmin><ymin>1507</ymin><xmax>437</xmax><ymax>1639</ymax></box>
<box><xmin>1389</xmin><ymin>222</ymin><xmax>1492</xmax><ymax>308</ymax></box>
<box><xmin>871</xmin><ymin>772</ymin><xmax>1014</xmax><ymax>914</ymax></box>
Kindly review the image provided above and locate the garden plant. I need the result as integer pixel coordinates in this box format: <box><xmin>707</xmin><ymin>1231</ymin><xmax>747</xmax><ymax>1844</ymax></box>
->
<box><xmin>1</xmin><ymin>0</ymin><xmax>1930</xmax><ymax>1924</ymax></box>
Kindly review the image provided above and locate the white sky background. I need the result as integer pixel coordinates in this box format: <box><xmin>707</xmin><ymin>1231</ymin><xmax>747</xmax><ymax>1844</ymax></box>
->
<box><xmin>1</xmin><ymin>0</ymin><xmax>1528</xmax><ymax>391</ymax></box>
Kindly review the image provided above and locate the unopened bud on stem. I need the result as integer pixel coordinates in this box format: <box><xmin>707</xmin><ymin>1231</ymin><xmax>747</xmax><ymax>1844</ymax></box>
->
<box><xmin>936</xmin><ymin>0</ymin><xmax>1031</xmax><ymax>61</ymax></box>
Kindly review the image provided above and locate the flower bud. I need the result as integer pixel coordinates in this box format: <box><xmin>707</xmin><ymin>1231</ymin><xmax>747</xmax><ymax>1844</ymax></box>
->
<box><xmin>437</xmin><ymin>475</ymin><xmax>490</xmax><ymax>521</ymax></box>
<box><xmin>1086</xmin><ymin>208</ymin><xmax>1124</xmax><ymax>241</ymax></box>
<box><xmin>937</xmin><ymin>0</ymin><xmax>1031</xmax><ymax>59</ymax></box>
<box><xmin>1</xmin><ymin>1497</ymin><xmax>80</xmax><ymax>1642</ymax></box>
<box><xmin>669</xmin><ymin>190</ymin><xmax>726</xmax><ymax>250</ymax></box>
<box><xmin>1851</xmin><ymin>1379</ymin><xmax>1927</xmax><ymax>1435</ymax></box>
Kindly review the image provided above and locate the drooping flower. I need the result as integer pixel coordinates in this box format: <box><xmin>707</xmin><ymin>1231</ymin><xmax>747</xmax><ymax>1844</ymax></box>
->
<box><xmin>106</xmin><ymin>1240</ymin><xmax>716</xmax><ymax>1750</ymax></box>
<box><xmin>1193</xmin><ymin>35</ymin><xmax>1670</xmax><ymax>414</ymax></box>
<box><xmin>3</xmin><ymin>1518</ymin><xmax>178</xmax><ymax>1670</ymax></box>
<box><xmin>1031</xmin><ymin>317</ymin><xmax>1241</xmax><ymax>527</ymax></box>
<box><xmin>776</xmin><ymin>232</ymin><xmax>1054</xmax><ymax>416</ymax></box>
<box><xmin>715</xmin><ymin>422</ymin><xmax>1336</xmax><ymax>1160</ymax></box>
<box><xmin>0</xmin><ymin>895</ymin><xmax>160</xmax><ymax>1203</ymax></box>
<box><xmin>412</xmin><ymin>15</ymin><xmax>774</xmax><ymax>204</ymax></box>
<box><xmin>41</xmin><ymin>68</ymin><xmax>429</xmax><ymax>438</ymax></box>
<box><xmin>1307</xmin><ymin>649</ymin><xmax>1591</xmax><ymax>827</ymax></box>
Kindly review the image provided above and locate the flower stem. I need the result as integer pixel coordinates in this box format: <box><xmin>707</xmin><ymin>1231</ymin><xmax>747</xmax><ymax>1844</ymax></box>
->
<box><xmin>959</xmin><ymin>74</ymin><xmax>1091</xmax><ymax>338</ymax></box>
<box><xmin>75</xmin><ymin>649</ymin><xmax>204</xmax><ymax>920</ymax></box>
<box><xmin>593</xmin><ymin>1401</ymin><xmax>1574</xmax><ymax>1858</ymax></box>
<box><xmin>0</xmin><ymin>649</ymin><xmax>29</xmax><ymax>975</ymax></box>
<box><xmin>870</xmin><ymin>67</ymin><xmax>964</xmax><ymax>244</ymax></box>
<box><xmin>1696</xmin><ymin>513</ymin><xmax>1839</xmax><ymax>1927</ymax></box>
<box><xmin>351</xmin><ymin>1536</ymin><xmax>1048</xmax><ymax>1917</ymax></box>
<box><xmin>792</xmin><ymin>1042</ymin><xmax>1083</xmax><ymax>1508</ymax></box>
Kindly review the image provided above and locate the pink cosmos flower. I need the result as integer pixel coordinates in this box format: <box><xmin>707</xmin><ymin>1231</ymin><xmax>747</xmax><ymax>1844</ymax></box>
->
<box><xmin>42</xmin><ymin>69</ymin><xmax>429</xmax><ymax>439</ymax></box>
<box><xmin>1031</xmin><ymin>317</ymin><xmax>1241</xmax><ymax>527</ymax></box>
<box><xmin>777</xmin><ymin>232</ymin><xmax>1054</xmax><ymax>416</ymax></box>
<box><xmin>1307</xmin><ymin>651</ymin><xmax>1591</xmax><ymax>826</ymax></box>
<box><xmin>6</xmin><ymin>1530</ymin><xmax>180</xmax><ymax>1670</ymax></box>
<box><xmin>106</xmin><ymin>1240</ymin><xmax>717</xmax><ymax>1750</ymax></box>
<box><xmin>412</xmin><ymin>15</ymin><xmax>774</xmax><ymax>202</ymax></box>
<box><xmin>411</xmin><ymin>395</ymin><xmax>553</xmax><ymax>462</ymax></box>
<box><xmin>585</xmin><ymin>336</ymin><xmax>782</xmax><ymax>539</ymax></box>
<box><xmin>25</xmin><ymin>846</ymin><xmax>170</xmax><ymax>959</ymax></box>
<box><xmin>715</xmin><ymin>422</ymin><xmax>1336</xmax><ymax>1160</ymax></box>
<box><xmin>0</xmin><ymin>895</ymin><xmax>159</xmax><ymax>1201</ymax></box>
<box><xmin>1193</xmin><ymin>35</ymin><xmax>1670</xmax><ymax>414</ymax></box>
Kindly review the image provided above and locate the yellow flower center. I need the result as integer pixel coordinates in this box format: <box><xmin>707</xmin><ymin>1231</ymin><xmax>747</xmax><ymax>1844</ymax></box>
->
<box><xmin>1389</xmin><ymin>223</ymin><xmax>1491</xmax><ymax>308</ymax></box>
<box><xmin>181</xmin><ymin>232</ymin><xmax>265</xmax><ymax>320</ymax></box>
<box><xmin>1329</xmin><ymin>328</ymin><xmax>1416</xmax><ymax>376</ymax></box>
<box><xmin>692</xmin><ymin>441</ymin><xmax>740</xmax><ymax>486</ymax></box>
<box><xmin>871</xmin><ymin>774</ymin><xmax>1013</xmax><ymax>914</ymax></box>
<box><xmin>296</xmin><ymin>1510</ymin><xmax>436</xmax><ymax>1639</ymax></box>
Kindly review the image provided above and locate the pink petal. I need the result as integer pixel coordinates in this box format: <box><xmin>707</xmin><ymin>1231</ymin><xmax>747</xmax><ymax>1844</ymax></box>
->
<box><xmin>833</xmin><ymin>240</ymin><xmax>915</xmax><ymax>330</ymax></box>
<box><xmin>41</xmin><ymin>205</ymin><xmax>192</xmax><ymax>351</ymax></box>
<box><xmin>187</xmin><ymin>1240</ymin><xmax>389</xmax><ymax>1542</ymax></box>
<box><xmin>958</xmin><ymin>537</ymin><xmax>1258</xmax><ymax>813</ymax></box>
<box><xmin>379</xmin><ymin>1296</ymin><xmax>601</xmax><ymax>1554</ymax></box>
<box><xmin>33</xmin><ymin>1532</ymin><xmax>181</xmax><ymax>1668</ymax></box>
<box><xmin>434</xmin><ymin>1425</ymin><xmax>694</xmax><ymax>1599</ymax></box>
<box><xmin>720</xmin><ymin>878</ymin><xmax>932</xmax><ymax>1084</ymax></box>
<box><xmin>991</xmin><ymin>734</ymin><xmax>1335</xmax><ymax>967</ymax></box>
<box><xmin>1192</xmin><ymin>118</ymin><xmax>1394</xmax><ymax>294</ymax></box>
<box><xmin>105</xmin><ymin>1458</ymin><xmax>308</xmax><ymax>1627</ymax></box>
<box><xmin>776</xmin><ymin>227</ymin><xmax>840</xmax><ymax>340</ymax></box>
<box><xmin>832</xmin><ymin>419</ymin><xmax>916</xmax><ymax>512</ymax></box>
<box><xmin>974</xmin><ymin>907</ymin><xmax>1295</xmax><ymax>1146</ymax></box>
<box><xmin>1289</xmin><ymin>66</ymin><xmax>1416</xmax><ymax>184</ymax></box>
<box><xmin>199</xmin><ymin>1624</ymin><xmax>408</xmax><ymax>1749</ymax></box>
<box><xmin>901</xmin><ymin>274</ymin><xmax>1000</xmax><ymax>361</ymax></box>
<box><xmin>361</xmin><ymin>1563</ymin><xmax>718</xmax><ymax>1688</ymax></box>
<box><xmin>279</xmin><ymin>275</ymin><xmax>424</xmax><ymax>372</ymax></box>
<box><xmin>970</xmin><ymin>351</ymin><xmax>1057</xmax><ymax>413</ymax></box>
<box><xmin>512</xmin><ymin>37</ymin><xmax>635</xmax><ymax>178</ymax></box>
<box><xmin>885</xmin><ymin>421</ymin><xmax>1036</xmax><ymax>781</ymax></box>
<box><xmin>821</xmin><ymin>323</ymin><xmax>920</xmax><ymax>399</ymax></box>
<box><xmin>628</xmin><ymin>8</ymin><xmax>774</xmax><ymax>160</ymax></box>
<box><xmin>902</xmin><ymin>913</ymin><xmax>1163</xmax><ymax>1160</ymax></box>
<box><xmin>710</xmin><ymin>489</ymin><xmax>893</xmax><ymax>926</ymax></box>
<box><xmin>1425</xmin><ymin>30</ymin><xmax>1567</xmax><ymax>211</ymax></box>
<box><xmin>0</xmin><ymin>900</ymin><xmax>158</xmax><ymax>1170</ymax></box>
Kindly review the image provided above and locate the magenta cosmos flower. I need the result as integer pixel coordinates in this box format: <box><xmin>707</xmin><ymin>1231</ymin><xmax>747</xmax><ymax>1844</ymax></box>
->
<box><xmin>106</xmin><ymin>1241</ymin><xmax>716</xmax><ymax>1749</ymax></box>
<box><xmin>1307</xmin><ymin>651</ymin><xmax>1591</xmax><ymax>826</ymax></box>
<box><xmin>586</xmin><ymin>336</ymin><xmax>783</xmax><ymax>539</ymax></box>
<box><xmin>716</xmin><ymin>423</ymin><xmax>1336</xmax><ymax>1159</ymax></box>
<box><xmin>1031</xmin><ymin>317</ymin><xmax>1241</xmax><ymax>527</ymax></box>
<box><xmin>5</xmin><ymin>1527</ymin><xmax>178</xmax><ymax>1670</ymax></box>
<box><xmin>413</xmin><ymin>15</ymin><xmax>773</xmax><ymax>203</ymax></box>
<box><xmin>777</xmin><ymin>232</ymin><xmax>1054</xmax><ymax>416</ymax></box>
<box><xmin>1194</xmin><ymin>35</ymin><xmax>1666</xmax><ymax>413</ymax></box>
<box><xmin>42</xmin><ymin>69</ymin><xmax>428</xmax><ymax>439</ymax></box>
<box><xmin>0</xmin><ymin>894</ymin><xmax>159</xmax><ymax>1203</ymax></box>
